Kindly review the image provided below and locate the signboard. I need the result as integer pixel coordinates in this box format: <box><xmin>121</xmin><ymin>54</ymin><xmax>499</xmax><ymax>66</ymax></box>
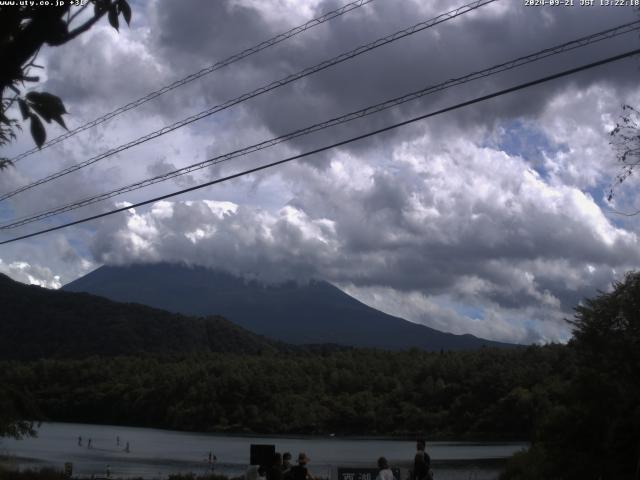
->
<box><xmin>337</xmin><ymin>467</ymin><xmax>401</xmax><ymax>480</ymax></box>
<box><xmin>250</xmin><ymin>444</ymin><xmax>275</xmax><ymax>466</ymax></box>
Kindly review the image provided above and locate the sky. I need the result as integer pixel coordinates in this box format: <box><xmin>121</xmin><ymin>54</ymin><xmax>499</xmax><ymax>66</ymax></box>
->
<box><xmin>2</xmin><ymin>0</ymin><xmax>640</xmax><ymax>344</ymax></box>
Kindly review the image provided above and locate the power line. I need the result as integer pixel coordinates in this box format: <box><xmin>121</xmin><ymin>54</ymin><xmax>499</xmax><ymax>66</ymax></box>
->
<box><xmin>605</xmin><ymin>205</ymin><xmax>640</xmax><ymax>216</ymax></box>
<box><xmin>0</xmin><ymin>0</ymin><xmax>497</xmax><ymax>202</ymax></box>
<box><xmin>8</xmin><ymin>0</ymin><xmax>375</xmax><ymax>164</ymax></box>
<box><xmin>2</xmin><ymin>47</ymin><xmax>638</xmax><ymax>246</ymax></box>
<box><xmin>2</xmin><ymin>20</ymin><xmax>638</xmax><ymax>230</ymax></box>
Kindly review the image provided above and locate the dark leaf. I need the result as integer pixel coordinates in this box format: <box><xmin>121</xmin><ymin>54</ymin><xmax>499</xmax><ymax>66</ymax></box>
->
<box><xmin>108</xmin><ymin>4</ymin><xmax>119</xmax><ymax>30</ymax></box>
<box><xmin>52</xmin><ymin>114</ymin><xmax>67</xmax><ymax>130</ymax></box>
<box><xmin>43</xmin><ymin>17</ymin><xmax>69</xmax><ymax>46</ymax></box>
<box><xmin>94</xmin><ymin>0</ymin><xmax>108</xmax><ymax>15</ymax></box>
<box><xmin>118</xmin><ymin>0</ymin><xmax>131</xmax><ymax>25</ymax></box>
<box><xmin>29</xmin><ymin>114</ymin><xmax>46</xmax><ymax>148</ymax></box>
<box><xmin>0</xmin><ymin>111</ymin><xmax>11</xmax><ymax>125</ymax></box>
<box><xmin>26</xmin><ymin>92</ymin><xmax>67</xmax><ymax>125</ymax></box>
<box><xmin>29</xmin><ymin>107</ymin><xmax>51</xmax><ymax>124</ymax></box>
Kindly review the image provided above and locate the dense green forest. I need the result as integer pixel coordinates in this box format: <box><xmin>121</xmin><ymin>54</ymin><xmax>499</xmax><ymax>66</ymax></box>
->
<box><xmin>0</xmin><ymin>346</ymin><xmax>569</xmax><ymax>438</ymax></box>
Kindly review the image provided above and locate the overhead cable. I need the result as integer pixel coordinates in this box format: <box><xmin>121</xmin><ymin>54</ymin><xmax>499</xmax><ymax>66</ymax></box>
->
<box><xmin>8</xmin><ymin>0</ymin><xmax>376</xmax><ymax>164</ymax></box>
<box><xmin>2</xmin><ymin>47</ymin><xmax>638</xmax><ymax>246</ymax></box>
<box><xmin>0</xmin><ymin>0</ymin><xmax>497</xmax><ymax>202</ymax></box>
<box><xmin>2</xmin><ymin>20</ymin><xmax>639</xmax><ymax>229</ymax></box>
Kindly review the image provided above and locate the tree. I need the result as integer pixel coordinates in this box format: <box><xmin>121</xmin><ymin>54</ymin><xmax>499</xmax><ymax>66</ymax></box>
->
<box><xmin>0</xmin><ymin>0</ymin><xmax>132</xmax><ymax>169</ymax></box>
<box><xmin>502</xmin><ymin>272</ymin><xmax>640</xmax><ymax>480</ymax></box>
<box><xmin>563</xmin><ymin>272</ymin><xmax>640</xmax><ymax>479</ymax></box>
<box><xmin>0</xmin><ymin>385</ymin><xmax>40</xmax><ymax>439</ymax></box>
<box><xmin>608</xmin><ymin>105</ymin><xmax>640</xmax><ymax>203</ymax></box>
<box><xmin>570</xmin><ymin>270</ymin><xmax>640</xmax><ymax>368</ymax></box>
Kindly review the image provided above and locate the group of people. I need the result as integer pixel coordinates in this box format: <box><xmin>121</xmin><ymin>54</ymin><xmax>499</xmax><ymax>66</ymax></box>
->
<box><xmin>249</xmin><ymin>452</ymin><xmax>315</xmax><ymax>480</ymax></box>
<box><xmin>77</xmin><ymin>435</ymin><xmax>130</xmax><ymax>453</ymax></box>
<box><xmin>377</xmin><ymin>439</ymin><xmax>433</xmax><ymax>480</ymax></box>
<box><xmin>251</xmin><ymin>440</ymin><xmax>432</xmax><ymax>480</ymax></box>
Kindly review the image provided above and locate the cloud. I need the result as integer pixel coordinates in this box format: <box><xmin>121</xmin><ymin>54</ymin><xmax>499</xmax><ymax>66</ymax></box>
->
<box><xmin>0</xmin><ymin>259</ymin><xmax>62</xmax><ymax>289</ymax></box>
<box><xmin>338</xmin><ymin>284</ymin><xmax>568</xmax><ymax>345</ymax></box>
<box><xmin>45</xmin><ymin>25</ymin><xmax>169</xmax><ymax>116</ymax></box>
<box><xmin>88</xmin><ymin>133</ymin><xmax>640</xmax><ymax>341</ymax></box>
<box><xmin>144</xmin><ymin>0</ymin><xmax>638</xmax><ymax>158</ymax></box>
<box><xmin>2</xmin><ymin>0</ymin><xmax>640</xmax><ymax>345</ymax></box>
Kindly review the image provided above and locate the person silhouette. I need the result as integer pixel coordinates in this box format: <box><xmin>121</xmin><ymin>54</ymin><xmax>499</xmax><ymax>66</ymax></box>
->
<box><xmin>412</xmin><ymin>439</ymin><xmax>432</xmax><ymax>480</ymax></box>
<box><xmin>289</xmin><ymin>453</ymin><xmax>315</xmax><ymax>480</ymax></box>
<box><xmin>376</xmin><ymin>457</ymin><xmax>395</xmax><ymax>480</ymax></box>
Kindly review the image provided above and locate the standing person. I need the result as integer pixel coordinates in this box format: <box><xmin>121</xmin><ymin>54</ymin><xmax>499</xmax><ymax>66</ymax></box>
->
<box><xmin>78</xmin><ymin>436</ymin><xmax>82</xmax><ymax>446</ymax></box>
<box><xmin>124</xmin><ymin>441</ymin><xmax>130</xmax><ymax>453</ymax></box>
<box><xmin>289</xmin><ymin>453</ymin><xmax>315</xmax><ymax>480</ymax></box>
<box><xmin>412</xmin><ymin>439</ymin><xmax>432</xmax><ymax>480</ymax></box>
<box><xmin>267</xmin><ymin>453</ymin><xmax>283</xmax><ymax>480</ymax></box>
<box><xmin>376</xmin><ymin>457</ymin><xmax>395</xmax><ymax>480</ymax></box>
<box><xmin>116</xmin><ymin>436</ymin><xmax>120</xmax><ymax>447</ymax></box>
<box><xmin>208</xmin><ymin>451</ymin><xmax>217</xmax><ymax>472</ymax></box>
<box><xmin>245</xmin><ymin>464</ymin><xmax>263</xmax><ymax>480</ymax></box>
<box><xmin>281</xmin><ymin>452</ymin><xmax>292</xmax><ymax>474</ymax></box>
<box><xmin>87</xmin><ymin>438</ymin><xmax>92</xmax><ymax>449</ymax></box>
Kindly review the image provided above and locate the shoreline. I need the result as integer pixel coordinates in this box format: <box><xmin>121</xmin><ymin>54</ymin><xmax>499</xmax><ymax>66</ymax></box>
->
<box><xmin>24</xmin><ymin>421</ymin><xmax>528</xmax><ymax>444</ymax></box>
<box><xmin>2</xmin><ymin>422</ymin><xmax>526</xmax><ymax>480</ymax></box>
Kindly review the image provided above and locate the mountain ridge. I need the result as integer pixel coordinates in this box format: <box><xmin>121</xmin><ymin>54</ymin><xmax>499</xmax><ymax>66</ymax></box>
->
<box><xmin>63</xmin><ymin>262</ymin><xmax>516</xmax><ymax>350</ymax></box>
<box><xmin>0</xmin><ymin>272</ymin><xmax>279</xmax><ymax>360</ymax></box>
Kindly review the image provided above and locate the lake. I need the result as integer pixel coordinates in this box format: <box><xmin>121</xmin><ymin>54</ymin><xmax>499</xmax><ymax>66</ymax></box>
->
<box><xmin>0</xmin><ymin>423</ymin><xmax>526</xmax><ymax>480</ymax></box>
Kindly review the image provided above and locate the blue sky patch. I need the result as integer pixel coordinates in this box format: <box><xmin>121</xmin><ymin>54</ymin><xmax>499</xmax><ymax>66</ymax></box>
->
<box><xmin>495</xmin><ymin>120</ymin><xmax>569</xmax><ymax>179</ymax></box>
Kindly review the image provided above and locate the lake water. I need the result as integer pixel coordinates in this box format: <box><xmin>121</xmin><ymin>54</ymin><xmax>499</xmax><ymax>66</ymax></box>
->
<box><xmin>0</xmin><ymin>423</ymin><xmax>526</xmax><ymax>480</ymax></box>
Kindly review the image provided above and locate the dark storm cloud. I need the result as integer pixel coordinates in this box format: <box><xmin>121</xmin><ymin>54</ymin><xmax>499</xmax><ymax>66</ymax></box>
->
<box><xmin>150</xmin><ymin>0</ymin><xmax>272</xmax><ymax>65</ymax></box>
<box><xmin>44</xmin><ymin>27</ymin><xmax>167</xmax><ymax>113</ymax></box>
<box><xmin>144</xmin><ymin>0</ymin><xmax>639</xmax><ymax>157</ymax></box>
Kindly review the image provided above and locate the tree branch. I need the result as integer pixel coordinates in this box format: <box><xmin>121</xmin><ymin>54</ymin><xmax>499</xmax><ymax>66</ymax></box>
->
<box><xmin>52</xmin><ymin>2</ymin><xmax>115</xmax><ymax>45</ymax></box>
<box><xmin>68</xmin><ymin>3</ymin><xmax>90</xmax><ymax>25</ymax></box>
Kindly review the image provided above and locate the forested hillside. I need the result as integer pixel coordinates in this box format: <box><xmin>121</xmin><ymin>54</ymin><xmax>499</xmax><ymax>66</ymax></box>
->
<box><xmin>0</xmin><ymin>273</ymin><xmax>277</xmax><ymax>359</ymax></box>
<box><xmin>0</xmin><ymin>346</ymin><xmax>570</xmax><ymax>439</ymax></box>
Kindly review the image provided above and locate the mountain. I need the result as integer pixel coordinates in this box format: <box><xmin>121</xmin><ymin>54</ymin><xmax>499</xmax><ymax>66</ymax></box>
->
<box><xmin>0</xmin><ymin>273</ymin><xmax>278</xmax><ymax>360</ymax></box>
<box><xmin>63</xmin><ymin>263</ymin><xmax>516</xmax><ymax>350</ymax></box>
